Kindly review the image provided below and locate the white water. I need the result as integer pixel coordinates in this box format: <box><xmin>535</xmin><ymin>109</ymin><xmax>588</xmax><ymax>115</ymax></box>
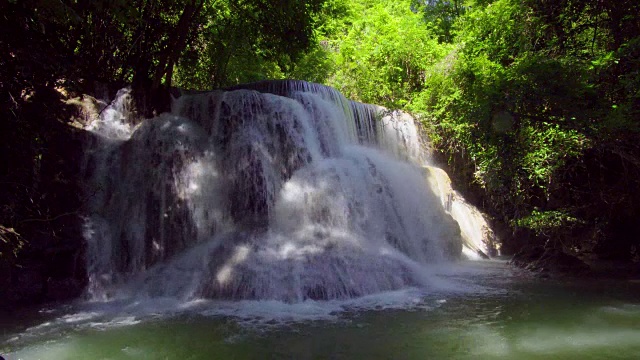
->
<box><xmin>82</xmin><ymin>80</ymin><xmax>487</xmax><ymax>305</ymax></box>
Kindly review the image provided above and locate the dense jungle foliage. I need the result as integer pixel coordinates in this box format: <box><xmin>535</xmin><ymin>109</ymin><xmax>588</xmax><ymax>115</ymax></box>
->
<box><xmin>307</xmin><ymin>0</ymin><xmax>640</xmax><ymax>261</ymax></box>
<box><xmin>1</xmin><ymin>0</ymin><xmax>639</xmax><ymax>282</ymax></box>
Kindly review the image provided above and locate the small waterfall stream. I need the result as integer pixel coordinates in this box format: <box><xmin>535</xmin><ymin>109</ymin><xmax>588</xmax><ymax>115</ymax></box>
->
<box><xmin>82</xmin><ymin>80</ymin><xmax>489</xmax><ymax>303</ymax></box>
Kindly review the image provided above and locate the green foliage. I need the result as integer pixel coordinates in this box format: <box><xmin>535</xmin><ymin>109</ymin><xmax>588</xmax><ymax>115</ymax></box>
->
<box><xmin>174</xmin><ymin>0</ymin><xmax>326</xmax><ymax>89</ymax></box>
<box><xmin>514</xmin><ymin>210</ymin><xmax>582</xmax><ymax>237</ymax></box>
<box><xmin>316</xmin><ymin>0</ymin><xmax>445</xmax><ymax>108</ymax></box>
<box><xmin>1</xmin><ymin>0</ymin><xmax>326</xmax><ymax>92</ymax></box>
<box><xmin>412</xmin><ymin>0</ymin><xmax>467</xmax><ymax>43</ymax></box>
<box><xmin>519</xmin><ymin>123</ymin><xmax>588</xmax><ymax>192</ymax></box>
<box><xmin>322</xmin><ymin>0</ymin><xmax>640</xmax><ymax>255</ymax></box>
<box><xmin>288</xmin><ymin>46</ymin><xmax>335</xmax><ymax>84</ymax></box>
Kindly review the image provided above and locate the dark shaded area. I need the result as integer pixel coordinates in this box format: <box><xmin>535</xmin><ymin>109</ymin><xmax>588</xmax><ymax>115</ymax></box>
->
<box><xmin>0</xmin><ymin>0</ymin><xmax>327</xmax><ymax>309</ymax></box>
<box><xmin>510</xmin><ymin>246</ymin><xmax>590</xmax><ymax>277</ymax></box>
<box><xmin>0</xmin><ymin>88</ymin><xmax>91</xmax><ymax>309</ymax></box>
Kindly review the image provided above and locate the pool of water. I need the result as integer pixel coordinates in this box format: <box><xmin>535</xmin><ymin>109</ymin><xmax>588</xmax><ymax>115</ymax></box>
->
<box><xmin>2</xmin><ymin>260</ymin><xmax>639</xmax><ymax>359</ymax></box>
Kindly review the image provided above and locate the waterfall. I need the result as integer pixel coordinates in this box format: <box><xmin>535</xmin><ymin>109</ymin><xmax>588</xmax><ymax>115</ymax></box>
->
<box><xmin>82</xmin><ymin>80</ymin><xmax>465</xmax><ymax>302</ymax></box>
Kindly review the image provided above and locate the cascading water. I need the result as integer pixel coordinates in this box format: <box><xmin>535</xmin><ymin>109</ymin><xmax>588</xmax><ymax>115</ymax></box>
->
<box><xmin>82</xmin><ymin>80</ymin><xmax>464</xmax><ymax>303</ymax></box>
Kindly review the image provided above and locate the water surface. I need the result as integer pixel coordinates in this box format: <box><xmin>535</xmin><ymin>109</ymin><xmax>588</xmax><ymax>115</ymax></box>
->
<box><xmin>2</xmin><ymin>261</ymin><xmax>639</xmax><ymax>359</ymax></box>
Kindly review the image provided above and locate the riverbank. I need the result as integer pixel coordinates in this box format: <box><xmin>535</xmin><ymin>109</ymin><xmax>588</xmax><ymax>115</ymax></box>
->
<box><xmin>509</xmin><ymin>246</ymin><xmax>640</xmax><ymax>280</ymax></box>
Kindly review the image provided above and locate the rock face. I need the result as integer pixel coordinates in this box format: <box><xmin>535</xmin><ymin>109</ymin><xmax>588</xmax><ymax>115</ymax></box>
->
<box><xmin>423</xmin><ymin>166</ymin><xmax>498</xmax><ymax>259</ymax></box>
<box><xmin>510</xmin><ymin>246</ymin><xmax>591</xmax><ymax>276</ymax></box>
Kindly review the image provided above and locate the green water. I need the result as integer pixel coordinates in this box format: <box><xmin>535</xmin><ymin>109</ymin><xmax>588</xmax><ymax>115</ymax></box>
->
<box><xmin>2</xmin><ymin>261</ymin><xmax>640</xmax><ymax>359</ymax></box>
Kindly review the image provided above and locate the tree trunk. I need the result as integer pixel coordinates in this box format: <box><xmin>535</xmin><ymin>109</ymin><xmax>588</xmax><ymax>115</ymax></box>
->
<box><xmin>152</xmin><ymin>0</ymin><xmax>204</xmax><ymax>90</ymax></box>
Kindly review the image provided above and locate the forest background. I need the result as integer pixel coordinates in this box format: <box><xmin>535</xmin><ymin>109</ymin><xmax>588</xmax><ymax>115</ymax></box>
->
<box><xmin>1</xmin><ymin>0</ymin><xmax>639</xmax><ymax>304</ymax></box>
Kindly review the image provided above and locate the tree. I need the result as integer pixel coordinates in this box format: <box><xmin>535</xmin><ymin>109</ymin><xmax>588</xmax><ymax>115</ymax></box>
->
<box><xmin>174</xmin><ymin>0</ymin><xmax>325</xmax><ymax>89</ymax></box>
<box><xmin>412</xmin><ymin>0</ymin><xmax>467</xmax><ymax>43</ymax></box>
<box><xmin>319</xmin><ymin>0</ymin><xmax>640</xmax><ymax>259</ymax></box>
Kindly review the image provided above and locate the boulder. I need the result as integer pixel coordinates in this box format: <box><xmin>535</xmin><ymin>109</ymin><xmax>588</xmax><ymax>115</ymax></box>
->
<box><xmin>510</xmin><ymin>246</ymin><xmax>591</xmax><ymax>276</ymax></box>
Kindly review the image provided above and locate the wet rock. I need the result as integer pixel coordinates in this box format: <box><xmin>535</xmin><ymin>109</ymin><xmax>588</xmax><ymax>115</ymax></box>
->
<box><xmin>510</xmin><ymin>246</ymin><xmax>545</xmax><ymax>268</ymax></box>
<box><xmin>438</xmin><ymin>211</ymin><xmax>464</xmax><ymax>260</ymax></box>
<box><xmin>510</xmin><ymin>246</ymin><xmax>591</xmax><ymax>276</ymax></box>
